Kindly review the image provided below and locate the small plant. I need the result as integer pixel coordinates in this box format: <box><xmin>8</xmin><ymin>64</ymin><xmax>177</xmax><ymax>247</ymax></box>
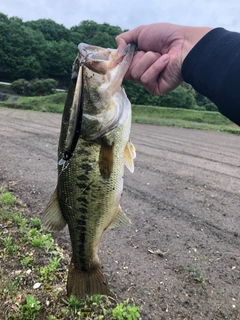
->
<box><xmin>18</xmin><ymin>295</ymin><xmax>41</xmax><ymax>320</ymax></box>
<box><xmin>3</xmin><ymin>236</ymin><xmax>18</xmax><ymax>255</ymax></box>
<box><xmin>1</xmin><ymin>278</ymin><xmax>19</xmax><ymax>297</ymax></box>
<box><xmin>1</xmin><ymin>191</ymin><xmax>15</xmax><ymax>206</ymax></box>
<box><xmin>21</xmin><ymin>255</ymin><xmax>34</xmax><ymax>267</ymax></box>
<box><xmin>28</xmin><ymin>228</ymin><xmax>39</xmax><ymax>237</ymax></box>
<box><xmin>48</xmin><ymin>316</ymin><xmax>60</xmax><ymax>320</ymax></box>
<box><xmin>19</xmin><ymin>218</ymin><xmax>28</xmax><ymax>233</ymax></box>
<box><xmin>92</xmin><ymin>294</ymin><xmax>105</xmax><ymax>306</ymax></box>
<box><xmin>62</xmin><ymin>294</ymin><xmax>113</xmax><ymax>318</ymax></box>
<box><xmin>39</xmin><ymin>257</ymin><xmax>61</xmax><ymax>282</ymax></box>
<box><xmin>30</xmin><ymin>217</ymin><xmax>41</xmax><ymax>229</ymax></box>
<box><xmin>12</xmin><ymin>212</ymin><xmax>23</xmax><ymax>224</ymax></box>
<box><xmin>31</xmin><ymin>233</ymin><xmax>54</xmax><ymax>251</ymax></box>
<box><xmin>64</xmin><ymin>295</ymin><xmax>82</xmax><ymax>314</ymax></box>
<box><xmin>184</xmin><ymin>263</ymin><xmax>206</xmax><ymax>284</ymax></box>
<box><xmin>31</xmin><ymin>236</ymin><xmax>43</xmax><ymax>247</ymax></box>
<box><xmin>112</xmin><ymin>299</ymin><xmax>140</xmax><ymax>320</ymax></box>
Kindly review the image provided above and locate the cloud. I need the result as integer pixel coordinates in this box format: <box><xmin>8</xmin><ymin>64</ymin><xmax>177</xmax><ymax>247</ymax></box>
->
<box><xmin>1</xmin><ymin>0</ymin><xmax>240</xmax><ymax>32</ymax></box>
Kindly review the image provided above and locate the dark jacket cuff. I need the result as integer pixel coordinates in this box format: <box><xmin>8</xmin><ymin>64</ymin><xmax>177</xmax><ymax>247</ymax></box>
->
<box><xmin>182</xmin><ymin>28</ymin><xmax>240</xmax><ymax>126</ymax></box>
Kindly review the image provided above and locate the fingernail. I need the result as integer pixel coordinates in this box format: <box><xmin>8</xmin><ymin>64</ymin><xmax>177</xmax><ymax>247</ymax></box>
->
<box><xmin>160</xmin><ymin>54</ymin><xmax>169</xmax><ymax>63</ymax></box>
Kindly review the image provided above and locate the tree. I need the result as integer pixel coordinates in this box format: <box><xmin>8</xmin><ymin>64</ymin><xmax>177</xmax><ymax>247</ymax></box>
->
<box><xmin>0</xmin><ymin>12</ymin><xmax>9</xmax><ymax>23</ymax></box>
<box><xmin>158</xmin><ymin>86</ymin><xmax>195</xmax><ymax>109</ymax></box>
<box><xmin>195</xmin><ymin>92</ymin><xmax>218</xmax><ymax>111</ymax></box>
<box><xmin>25</xmin><ymin>19</ymin><xmax>70</xmax><ymax>42</ymax></box>
<box><xmin>45</xmin><ymin>40</ymin><xmax>77</xmax><ymax>84</ymax></box>
<box><xmin>70</xmin><ymin>20</ymin><xmax>123</xmax><ymax>48</ymax></box>
<box><xmin>0</xmin><ymin>18</ymin><xmax>47</xmax><ymax>81</ymax></box>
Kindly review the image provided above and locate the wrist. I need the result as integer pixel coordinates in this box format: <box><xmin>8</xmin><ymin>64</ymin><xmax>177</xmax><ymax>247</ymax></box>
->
<box><xmin>182</xmin><ymin>26</ymin><xmax>213</xmax><ymax>62</ymax></box>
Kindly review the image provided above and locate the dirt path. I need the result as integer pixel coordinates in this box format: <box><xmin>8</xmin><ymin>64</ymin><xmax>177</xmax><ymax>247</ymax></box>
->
<box><xmin>0</xmin><ymin>108</ymin><xmax>240</xmax><ymax>319</ymax></box>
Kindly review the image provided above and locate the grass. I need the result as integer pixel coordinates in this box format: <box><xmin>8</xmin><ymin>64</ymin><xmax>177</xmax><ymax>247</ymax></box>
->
<box><xmin>0</xmin><ymin>92</ymin><xmax>66</xmax><ymax>113</ymax></box>
<box><xmin>132</xmin><ymin>105</ymin><xmax>240</xmax><ymax>134</ymax></box>
<box><xmin>0</xmin><ymin>187</ymin><xmax>141</xmax><ymax>319</ymax></box>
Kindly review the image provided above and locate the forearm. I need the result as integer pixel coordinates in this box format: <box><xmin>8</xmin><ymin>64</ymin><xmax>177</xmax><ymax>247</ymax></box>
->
<box><xmin>182</xmin><ymin>28</ymin><xmax>240</xmax><ymax>126</ymax></box>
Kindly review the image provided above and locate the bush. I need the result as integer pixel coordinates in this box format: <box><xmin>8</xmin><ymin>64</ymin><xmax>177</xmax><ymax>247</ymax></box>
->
<box><xmin>11</xmin><ymin>78</ymin><xmax>57</xmax><ymax>96</ymax></box>
<box><xmin>11</xmin><ymin>79</ymin><xmax>28</xmax><ymax>94</ymax></box>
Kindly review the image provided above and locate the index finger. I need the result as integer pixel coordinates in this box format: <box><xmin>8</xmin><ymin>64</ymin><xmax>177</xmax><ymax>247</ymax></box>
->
<box><xmin>116</xmin><ymin>25</ymin><xmax>145</xmax><ymax>50</ymax></box>
<box><xmin>115</xmin><ymin>37</ymin><xmax>127</xmax><ymax>52</ymax></box>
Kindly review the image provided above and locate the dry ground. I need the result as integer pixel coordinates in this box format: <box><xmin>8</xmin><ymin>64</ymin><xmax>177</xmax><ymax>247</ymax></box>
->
<box><xmin>0</xmin><ymin>108</ymin><xmax>240</xmax><ymax>320</ymax></box>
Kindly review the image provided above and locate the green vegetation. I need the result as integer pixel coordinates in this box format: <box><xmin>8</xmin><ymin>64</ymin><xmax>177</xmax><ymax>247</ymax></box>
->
<box><xmin>0</xmin><ymin>14</ymin><xmax>122</xmax><ymax>85</ymax></box>
<box><xmin>0</xmin><ymin>92</ymin><xmax>66</xmax><ymax>113</ymax></box>
<box><xmin>184</xmin><ymin>263</ymin><xmax>206</xmax><ymax>285</ymax></box>
<box><xmin>132</xmin><ymin>105</ymin><xmax>230</xmax><ymax>125</ymax></box>
<box><xmin>11</xmin><ymin>78</ymin><xmax>57</xmax><ymax>96</ymax></box>
<box><xmin>1</xmin><ymin>91</ymin><xmax>239</xmax><ymax>134</ymax></box>
<box><xmin>17</xmin><ymin>295</ymin><xmax>41</xmax><ymax>320</ymax></box>
<box><xmin>132</xmin><ymin>105</ymin><xmax>240</xmax><ymax>134</ymax></box>
<box><xmin>112</xmin><ymin>300</ymin><xmax>140</xmax><ymax>320</ymax></box>
<box><xmin>0</xmin><ymin>188</ymin><xmax>141</xmax><ymax>319</ymax></box>
<box><xmin>184</xmin><ymin>249</ymin><xmax>207</xmax><ymax>285</ymax></box>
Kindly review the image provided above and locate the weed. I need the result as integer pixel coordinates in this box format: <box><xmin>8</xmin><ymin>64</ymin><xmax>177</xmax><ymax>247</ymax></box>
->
<box><xmin>21</xmin><ymin>255</ymin><xmax>34</xmax><ymax>267</ymax></box>
<box><xmin>112</xmin><ymin>299</ymin><xmax>140</xmax><ymax>320</ymax></box>
<box><xmin>48</xmin><ymin>316</ymin><xmax>60</xmax><ymax>320</ymax></box>
<box><xmin>185</xmin><ymin>263</ymin><xmax>206</xmax><ymax>284</ymax></box>
<box><xmin>1</xmin><ymin>191</ymin><xmax>15</xmax><ymax>206</ymax></box>
<box><xmin>31</xmin><ymin>233</ymin><xmax>53</xmax><ymax>251</ymax></box>
<box><xmin>1</xmin><ymin>278</ymin><xmax>19</xmax><ymax>297</ymax></box>
<box><xmin>3</xmin><ymin>236</ymin><xmax>18</xmax><ymax>255</ymax></box>
<box><xmin>28</xmin><ymin>227</ymin><xmax>39</xmax><ymax>237</ymax></box>
<box><xmin>31</xmin><ymin>236</ymin><xmax>43</xmax><ymax>247</ymax></box>
<box><xmin>12</xmin><ymin>212</ymin><xmax>23</xmax><ymax>224</ymax></box>
<box><xmin>30</xmin><ymin>217</ymin><xmax>41</xmax><ymax>229</ymax></box>
<box><xmin>19</xmin><ymin>218</ymin><xmax>28</xmax><ymax>233</ymax></box>
<box><xmin>18</xmin><ymin>295</ymin><xmax>41</xmax><ymax>320</ymax></box>
<box><xmin>39</xmin><ymin>257</ymin><xmax>61</xmax><ymax>282</ymax></box>
<box><xmin>63</xmin><ymin>295</ymin><xmax>82</xmax><ymax>314</ymax></box>
<box><xmin>62</xmin><ymin>294</ymin><xmax>114</xmax><ymax>319</ymax></box>
<box><xmin>92</xmin><ymin>294</ymin><xmax>105</xmax><ymax>306</ymax></box>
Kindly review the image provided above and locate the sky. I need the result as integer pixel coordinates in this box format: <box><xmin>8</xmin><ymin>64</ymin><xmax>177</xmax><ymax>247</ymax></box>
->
<box><xmin>1</xmin><ymin>0</ymin><xmax>240</xmax><ymax>32</ymax></box>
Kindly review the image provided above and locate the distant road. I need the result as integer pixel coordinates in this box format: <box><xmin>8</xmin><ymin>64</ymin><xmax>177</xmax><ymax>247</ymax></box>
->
<box><xmin>0</xmin><ymin>81</ymin><xmax>65</xmax><ymax>92</ymax></box>
<box><xmin>0</xmin><ymin>81</ymin><xmax>10</xmax><ymax>85</ymax></box>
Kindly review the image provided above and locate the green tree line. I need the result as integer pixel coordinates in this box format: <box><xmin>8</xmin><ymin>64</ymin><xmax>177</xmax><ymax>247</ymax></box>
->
<box><xmin>0</xmin><ymin>12</ymin><xmax>217</xmax><ymax>110</ymax></box>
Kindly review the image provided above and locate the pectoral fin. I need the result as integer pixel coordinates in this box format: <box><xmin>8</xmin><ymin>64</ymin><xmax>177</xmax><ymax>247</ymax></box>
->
<box><xmin>108</xmin><ymin>205</ymin><xmax>131</xmax><ymax>229</ymax></box>
<box><xmin>99</xmin><ymin>139</ymin><xmax>114</xmax><ymax>179</ymax></box>
<box><xmin>124</xmin><ymin>140</ymin><xmax>136</xmax><ymax>173</ymax></box>
<box><xmin>41</xmin><ymin>189</ymin><xmax>67</xmax><ymax>232</ymax></box>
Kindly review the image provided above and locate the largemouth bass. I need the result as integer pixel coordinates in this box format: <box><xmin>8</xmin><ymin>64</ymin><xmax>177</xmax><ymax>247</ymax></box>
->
<box><xmin>41</xmin><ymin>43</ymin><xmax>136</xmax><ymax>298</ymax></box>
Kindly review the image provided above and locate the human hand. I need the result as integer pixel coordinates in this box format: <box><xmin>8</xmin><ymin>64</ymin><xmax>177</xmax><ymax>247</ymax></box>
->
<box><xmin>116</xmin><ymin>23</ymin><xmax>212</xmax><ymax>95</ymax></box>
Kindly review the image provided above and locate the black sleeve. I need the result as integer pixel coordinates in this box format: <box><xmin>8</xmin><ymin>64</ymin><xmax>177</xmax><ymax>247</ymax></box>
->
<box><xmin>181</xmin><ymin>28</ymin><xmax>240</xmax><ymax>126</ymax></box>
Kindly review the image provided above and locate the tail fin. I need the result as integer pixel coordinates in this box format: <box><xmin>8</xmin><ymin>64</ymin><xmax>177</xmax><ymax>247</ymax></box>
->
<box><xmin>67</xmin><ymin>261</ymin><xmax>111</xmax><ymax>298</ymax></box>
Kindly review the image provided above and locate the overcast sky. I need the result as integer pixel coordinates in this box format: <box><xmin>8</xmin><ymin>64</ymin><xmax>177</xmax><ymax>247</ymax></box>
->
<box><xmin>1</xmin><ymin>0</ymin><xmax>240</xmax><ymax>32</ymax></box>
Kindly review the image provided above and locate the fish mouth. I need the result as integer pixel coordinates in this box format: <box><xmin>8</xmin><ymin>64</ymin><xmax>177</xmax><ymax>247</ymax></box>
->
<box><xmin>76</xmin><ymin>42</ymin><xmax>136</xmax><ymax>75</ymax></box>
